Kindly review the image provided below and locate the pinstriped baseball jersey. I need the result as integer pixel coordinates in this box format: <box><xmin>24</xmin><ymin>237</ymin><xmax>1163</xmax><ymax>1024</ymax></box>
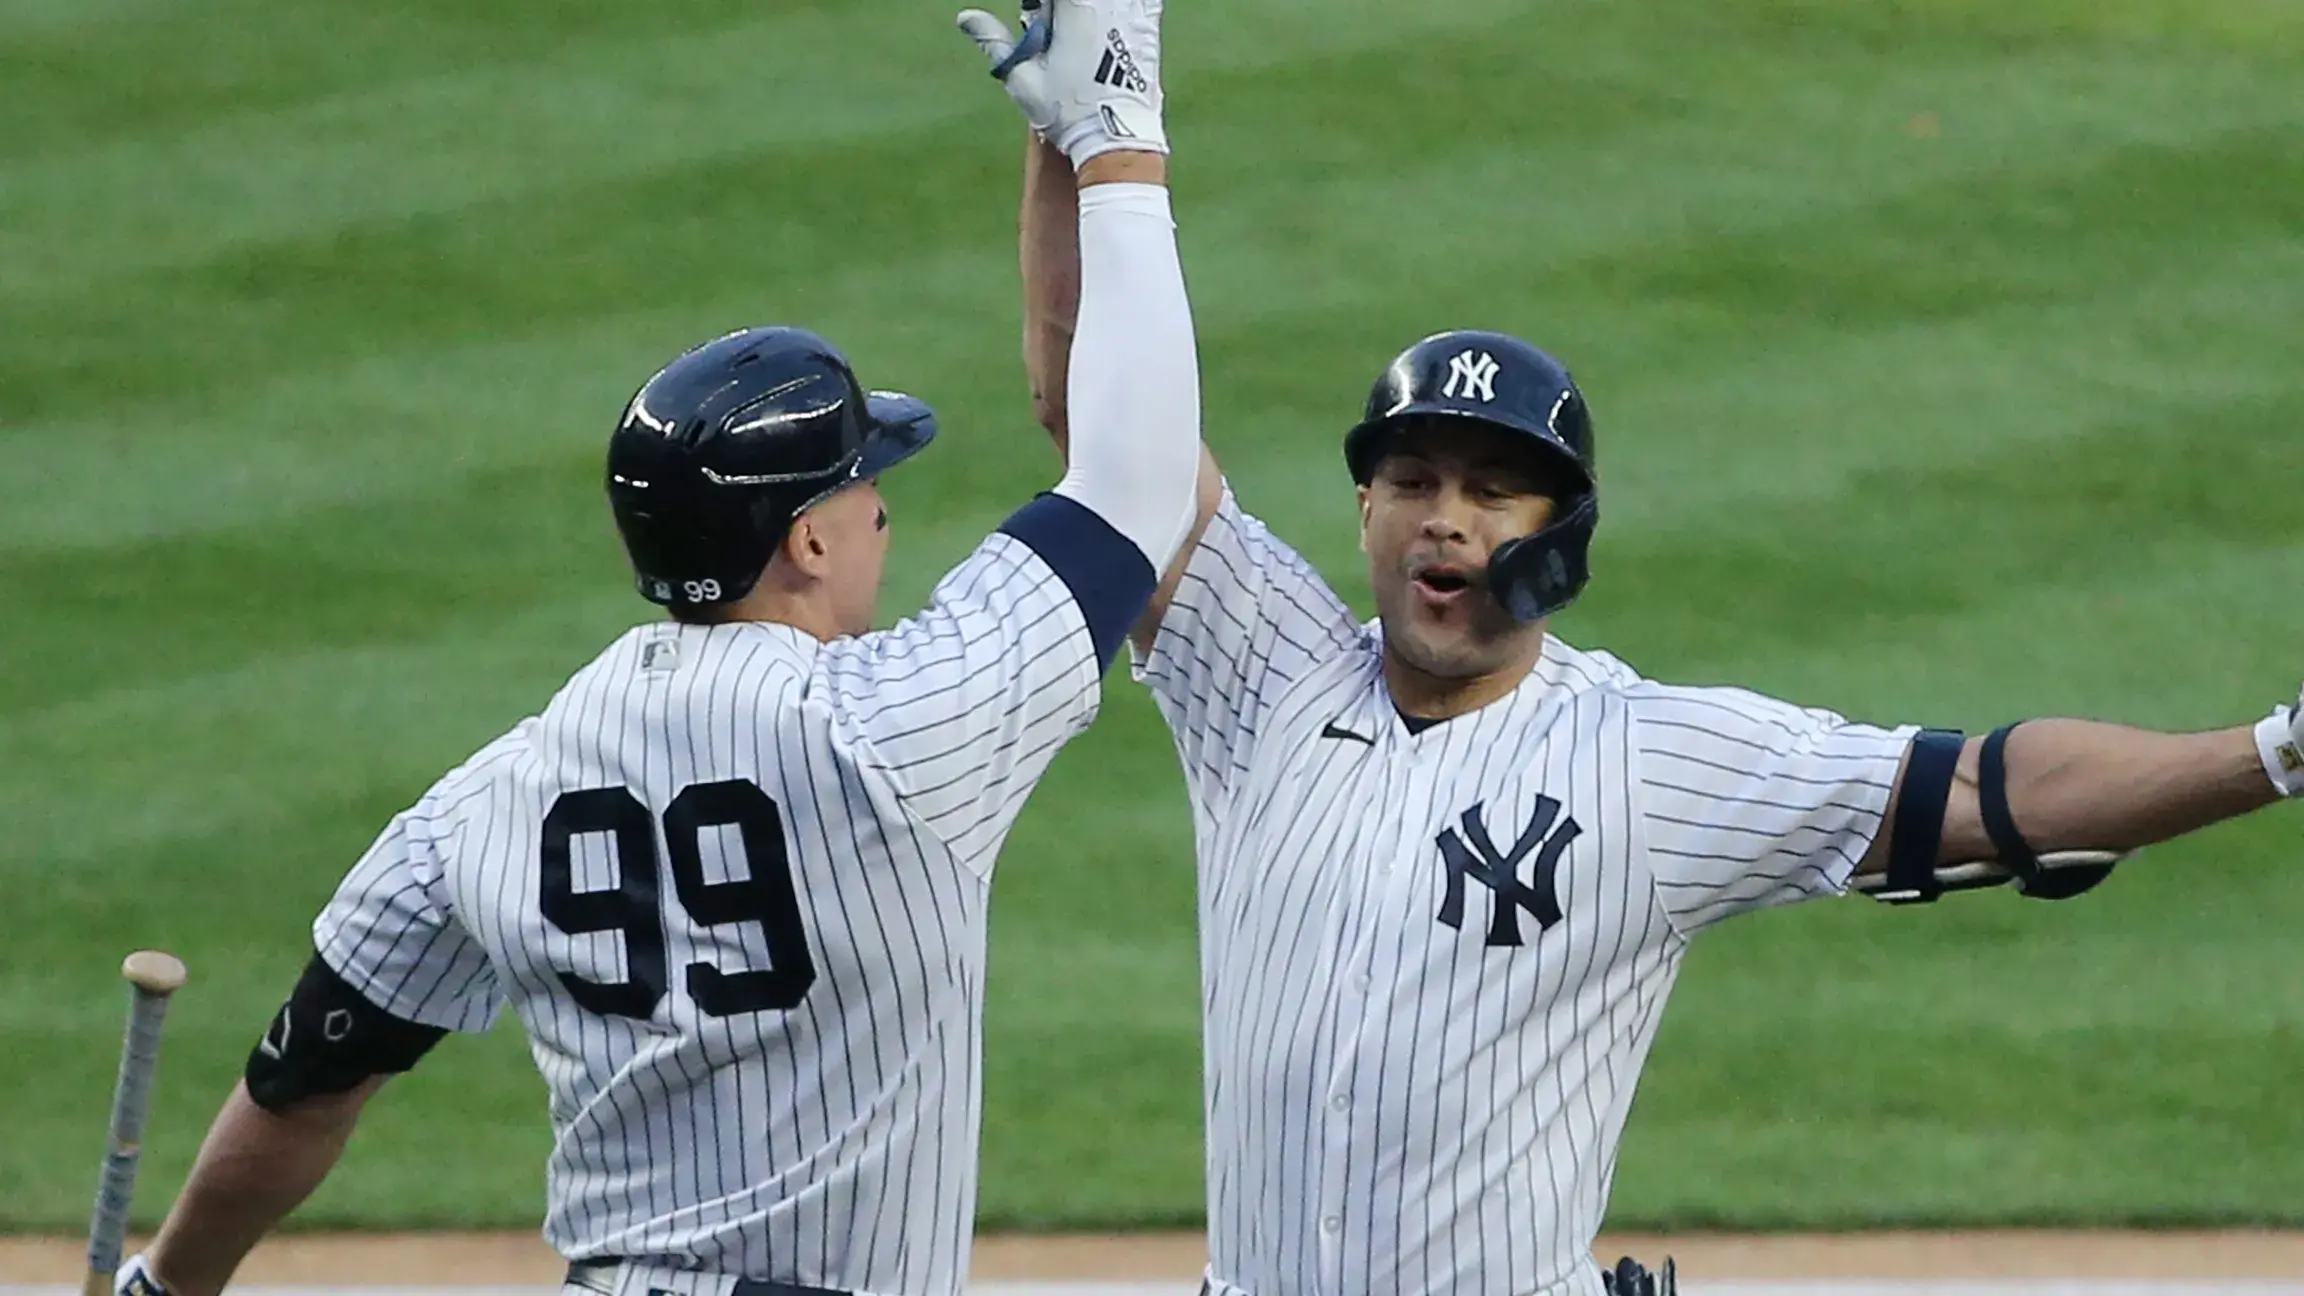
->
<box><xmin>1136</xmin><ymin>491</ymin><xmax>1918</xmax><ymax>1296</ymax></box>
<box><xmin>311</xmin><ymin>525</ymin><xmax>1122</xmax><ymax>1296</ymax></box>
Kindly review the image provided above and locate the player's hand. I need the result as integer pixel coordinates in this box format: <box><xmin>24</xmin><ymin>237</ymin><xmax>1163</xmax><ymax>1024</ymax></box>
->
<box><xmin>955</xmin><ymin>0</ymin><xmax>1167</xmax><ymax>167</ymax></box>
<box><xmin>115</xmin><ymin>1254</ymin><xmax>172</xmax><ymax>1296</ymax></box>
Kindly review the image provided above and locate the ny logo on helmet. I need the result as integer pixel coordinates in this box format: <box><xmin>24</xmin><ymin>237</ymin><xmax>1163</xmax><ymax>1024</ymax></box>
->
<box><xmin>1443</xmin><ymin>349</ymin><xmax>1500</xmax><ymax>402</ymax></box>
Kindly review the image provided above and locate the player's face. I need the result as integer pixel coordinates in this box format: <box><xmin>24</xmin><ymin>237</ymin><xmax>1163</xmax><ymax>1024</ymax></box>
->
<box><xmin>1358</xmin><ymin>422</ymin><xmax>1557</xmax><ymax>680</ymax></box>
<box><xmin>813</xmin><ymin>479</ymin><xmax>892</xmax><ymax>636</ymax></box>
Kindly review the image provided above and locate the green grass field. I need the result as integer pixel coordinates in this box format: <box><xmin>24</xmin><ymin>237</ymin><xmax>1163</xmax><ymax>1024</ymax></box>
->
<box><xmin>5</xmin><ymin>0</ymin><xmax>2303</xmax><ymax>1235</ymax></box>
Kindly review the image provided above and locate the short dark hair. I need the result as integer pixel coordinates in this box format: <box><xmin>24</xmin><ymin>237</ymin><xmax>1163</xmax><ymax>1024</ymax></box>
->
<box><xmin>666</xmin><ymin>603</ymin><xmax>730</xmax><ymax>627</ymax></box>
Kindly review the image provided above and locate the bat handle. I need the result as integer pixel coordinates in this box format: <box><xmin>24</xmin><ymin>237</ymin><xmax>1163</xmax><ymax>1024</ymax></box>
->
<box><xmin>85</xmin><ymin>952</ymin><xmax>187</xmax><ymax>1293</ymax></box>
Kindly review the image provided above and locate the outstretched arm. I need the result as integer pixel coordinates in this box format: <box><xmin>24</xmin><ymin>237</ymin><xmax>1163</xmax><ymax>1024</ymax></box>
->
<box><xmin>1021</xmin><ymin>129</ymin><xmax>1221</xmax><ymax>653</ymax></box>
<box><xmin>1860</xmin><ymin>714</ymin><xmax>2288</xmax><ymax>879</ymax></box>
<box><xmin>1639</xmin><ymin>684</ymin><xmax>2300</xmax><ymax>931</ymax></box>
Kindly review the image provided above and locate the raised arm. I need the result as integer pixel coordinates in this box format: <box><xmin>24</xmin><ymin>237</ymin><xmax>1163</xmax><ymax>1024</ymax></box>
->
<box><xmin>1051</xmin><ymin>148</ymin><xmax>1205</xmax><ymax>583</ymax></box>
<box><xmin>958</xmin><ymin>0</ymin><xmax>1207</xmax><ymax>601</ymax></box>
<box><xmin>1021</xmin><ymin>133</ymin><xmax>1080</xmax><ymax>450</ymax></box>
<box><xmin>1017</xmin><ymin>107</ymin><xmax>1221</xmax><ymax>652</ymax></box>
<box><xmin>821</xmin><ymin>1</ymin><xmax>1215</xmax><ymax>858</ymax></box>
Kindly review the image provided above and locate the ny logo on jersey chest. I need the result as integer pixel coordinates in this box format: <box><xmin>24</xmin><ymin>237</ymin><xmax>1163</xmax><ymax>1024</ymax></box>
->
<box><xmin>1434</xmin><ymin>796</ymin><xmax>1579</xmax><ymax>947</ymax></box>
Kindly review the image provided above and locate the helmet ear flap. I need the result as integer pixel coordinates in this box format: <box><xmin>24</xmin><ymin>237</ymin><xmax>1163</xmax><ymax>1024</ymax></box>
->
<box><xmin>1486</xmin><ymin>494</ymin><xmax>1597</xmax><ymax>623</ymax></box>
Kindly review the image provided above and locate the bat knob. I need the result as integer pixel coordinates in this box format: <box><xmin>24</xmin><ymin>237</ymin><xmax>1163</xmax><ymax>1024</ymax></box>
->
<box><xmin>122</xmin><ymin>951</ymin><xmax>187</xmax><ymax>997</ymax></box>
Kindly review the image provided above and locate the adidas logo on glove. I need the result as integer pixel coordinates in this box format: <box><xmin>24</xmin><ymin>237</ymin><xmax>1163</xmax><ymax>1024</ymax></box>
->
<box><xmin>1093</xmin><ymin>29</ymin><xmax>1149</xmax><ymax>92</ymax></box>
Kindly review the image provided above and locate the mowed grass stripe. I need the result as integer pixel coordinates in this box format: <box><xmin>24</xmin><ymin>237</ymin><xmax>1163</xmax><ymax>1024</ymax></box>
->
<box><xmin>0</xmin><ymin>501</ymin><xmax>1023</xmax><ymax>870</ymax></box>
<box><xmin>9</xmin><ymin>16</ymin><xmax>2301</xmax><ymax>427</ymax></box>
<box><xmin>0</xmin><ymin>129</ymin><xmax>1018</xmax><ymax>427</ymax></box>
<box><xmin>1694</xmin><ymin>0</ymin><xmax>2304</xmax><ymax>56</ymax></box>
<box><xmin>0</xmin><ymin>0</ymin><xmax>860</xmax><ymax>157</ymax></box>
<box><xmin>1682</xmin><ymin>830</ymin><xmax>2304</xmax><ymax>1042</ymax></box>
<box><xmin>0</xmin><ymin>9</ymin><xmax>1009</xmax><ymax>297</ymax></box>
<box><xmin>1578</xmin><ymin>396</ymin><xmax>2304</xmax><ymax>669</ymax></box>
<box><xmin>1176</xmin><ymin>31</ymin><xmax>2304</xmax><ymax>309</ymax></box>
<box><xmin>0</xmin><ymin>0</ymin><xmax>169</xmax><ymax>41</ymax></box>
<box><xmin>5</xmin><ymin>213</ymin><xmax>2295</xmax><ymax>725</ymax></box>
<box><xmin>0</xmin><ymin>289</ymin><xmax>1020</xmax><ymax>555</ymax></box>
<box><xmin>1618</xmin><ymin>1049</ymin><xmax>2304</xmax><ymax>1227</ymax></box>
<box><xmin>1631</xmin><ymin>853</ymin><xmax>2304</xmax><ymax>1225</ymax></box>
<box><xmin>0</xmin><ymin>0</ymin><xmax>1542</xmax><ymax>299</ymax></box>
<box><xmin>1612</xmin><ymin>536</ymin><xmax>2304</xmax><ymax>735</ymax></box>
<box><xmin>7</xmin><ymin>59</ymin><xmax>2298</xmax><ymax>557</ymax></box>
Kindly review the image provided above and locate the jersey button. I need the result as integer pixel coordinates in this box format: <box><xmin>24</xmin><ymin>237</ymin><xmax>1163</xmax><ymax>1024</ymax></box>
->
<box><xmin>1330</xmin><ymin>1092</ymin><xmax>1350</xmax><ymax>1112</ymax></box>
<box><xmin>1322</xmin><ymin>1215</ymin><xmax>1343</xmax><ymax>1235</ymax></box>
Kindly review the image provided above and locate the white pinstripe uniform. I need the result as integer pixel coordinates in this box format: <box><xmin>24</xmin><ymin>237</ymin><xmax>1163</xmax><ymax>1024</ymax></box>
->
<box><xmin>302</xmin><ymin>176</ymin><xmax>1203</xmax><ymax>1296</ymax></box>
<box><xmin>314</xmin><ymin>544</ymin><xmax>1101</xmax><ymax>1295</ymax></box>
<box><xmin>1137</xmin><ymin>492</ymin><xmax>1919</xmax><ymax>1296</ymax></box>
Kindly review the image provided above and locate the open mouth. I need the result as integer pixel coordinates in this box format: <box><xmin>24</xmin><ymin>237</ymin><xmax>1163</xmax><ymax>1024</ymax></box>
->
<box><xmin>1413</xmin><ymin>568</ymin><xmax>1472</xmax><ymax>597</ymax></box>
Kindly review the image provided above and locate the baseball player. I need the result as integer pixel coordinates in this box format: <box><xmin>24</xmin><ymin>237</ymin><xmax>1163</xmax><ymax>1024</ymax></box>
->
<box><xmin>113</xmin><ymin>7</ymin><xmax>1190</xmax><ymax>1294</ymax></box>
<box><xmin>1004</xmin><ymin>121</ymin><xmax>2304</xmax><ymax>1296</ymax></box>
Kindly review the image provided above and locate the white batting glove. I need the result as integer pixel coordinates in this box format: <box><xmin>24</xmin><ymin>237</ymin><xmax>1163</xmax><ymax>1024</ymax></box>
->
<box><xmin>115</xmin><ymin>1255</ymin><xmax>171</xmax><ymax>1296</ymax></box>
<box><xmin>2256</xmin><ymin>684</ymin><xmax>2304</xmax><ymax>798</ymax></box>
<box><xmin>956</xmin><ymin>0</ymin><xmax>1167</xmax><ymax>167</ymax></box>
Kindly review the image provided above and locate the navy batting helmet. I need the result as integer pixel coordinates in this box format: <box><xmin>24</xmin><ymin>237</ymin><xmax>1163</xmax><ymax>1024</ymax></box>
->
<box><xmin>607</xmin><ymin>327</ymin><xmax>937</xmax><ymax>610</ymax></box>
<box><xmin>1343</xmin><ymin>329</ymin><xmax>1597</xmax><ymax>622</ymax></box>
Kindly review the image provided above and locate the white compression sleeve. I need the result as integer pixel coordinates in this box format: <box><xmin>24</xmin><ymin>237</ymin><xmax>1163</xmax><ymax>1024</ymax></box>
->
<box><xmin>1051</xmin><ymin>181</ymin><xmax>1203</xmax><ymax>573</ymax></box>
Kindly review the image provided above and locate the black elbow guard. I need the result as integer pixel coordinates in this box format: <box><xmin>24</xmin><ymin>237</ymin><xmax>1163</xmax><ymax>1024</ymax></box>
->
<box><xmin>1861</xmin><ymin>724</ymin><xmax>2124</xmax><ymax>905</ymax></box>
<box><xmin>1976</xmin><ymin>722</ymin><xmax>2120</xmax><ymax>900</ymax></box>
<box><xmin>1871</xmin><ymin>728</ymin><xmax>1967</xmax><ymax>904</ymax></box>
<box><xmin>244</xmin><ymin>954</ymin><xmax>447</xmax><ymax>1113</ymax></box>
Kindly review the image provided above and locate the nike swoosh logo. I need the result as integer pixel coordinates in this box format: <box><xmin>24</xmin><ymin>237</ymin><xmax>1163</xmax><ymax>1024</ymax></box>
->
<box><xmin>1320</xmin><ymin>722</ymin><xmax>1374</xmax><ymax>746</ymax></box>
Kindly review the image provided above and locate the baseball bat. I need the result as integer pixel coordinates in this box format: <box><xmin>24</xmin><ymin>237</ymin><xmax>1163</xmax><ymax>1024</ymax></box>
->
<box><xmin>82</xmin><ymin>951</ymin><xmax>188</xmax><ymax>1296</ymax></box>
